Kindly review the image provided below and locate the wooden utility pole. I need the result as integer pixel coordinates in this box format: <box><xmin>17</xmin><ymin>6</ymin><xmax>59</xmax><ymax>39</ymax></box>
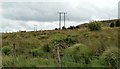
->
<box><xmin>63</xmin><ymin>12</ymin><xmax>67</xmax><ymax>27</ymax></box>
<box><xmin>36</xmin><ymin>25</ymin><xmax>37</xmax><ymax>31</ymax></box>
<box><xmin>34</xmin><ymin>25</ymin><xmax>37</xmax><ymax>31</ymax></box>
<box><xmin>34</xmin><ymin>25</ymin><xmax>35</xmax><ymax>31</ymax></box>
<box><xmin>59</xmin><ymin>12</ymin><xmax>62</xmax><ymax>30</ymax></box>
<box><xmin>58</xmin><ymin>12</ymin><xmax>67</xmax><ymax>29</ymax></box>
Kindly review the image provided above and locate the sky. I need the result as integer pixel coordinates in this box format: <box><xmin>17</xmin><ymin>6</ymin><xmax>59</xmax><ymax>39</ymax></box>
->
<box><xmin>0</xmin><ymin>0</ymin><xmax>120</xmax><ymax>33</ymax></box>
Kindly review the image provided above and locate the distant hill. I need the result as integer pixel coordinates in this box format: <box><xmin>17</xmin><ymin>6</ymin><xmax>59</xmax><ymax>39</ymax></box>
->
<box><xmin>77</xmin><ymin>19</ymin><xmax>120</xmax><ymax>28</ymax></box>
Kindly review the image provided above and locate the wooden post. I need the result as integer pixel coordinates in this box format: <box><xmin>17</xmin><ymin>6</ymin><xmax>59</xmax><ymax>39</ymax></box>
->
<box><xmin>57</xmin><ymin>44</ymin><xmax>61</xmax><ymax>68</ymax></box>
<box><xmin>54</xmin><ymin>44</ymin><xmax>61</xmax><ymax>68</ymax></box>
<box><xmin>13</xmin><ymin>43</ymin><xmax>16</xmax><ymax>58</ymax></box>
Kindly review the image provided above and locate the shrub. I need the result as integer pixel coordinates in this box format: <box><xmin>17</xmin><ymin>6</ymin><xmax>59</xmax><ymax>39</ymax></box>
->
<box><xmin>62</xmin><ymin>26</ymin><xmax>66</xmax><ymax>30</ymax></box>
<box><xmin>100</xmin><ymin>47</ymin><xmax>120</xmax><ymax>67</ymax></box>
<box><xmin>76</xmin><ymin>26</ymin><xmax>80</xmax><ymax>28</ymax></box>
<box><xmin>31</xmin><ymin>48</ymin><xmax>50</xmax><ymax>58</ymax></box>
<box><xmin>67</xmin><ymin>26</ymin><xmax>76</xmax><ymax>29</ymax></box>
<box><xmin>42</xmin><ymin>45</ymin><xmax>51</xmax><ymax>52</ymax></box>
<box><xmin>115</xmin><ymin>20</ymin><xmax>120</xmax><ymax>27</ymax></box>
<box><xmin>64</xmin><ymin>44</ymin><xmax>94</xmax><ymax>65</ymax></box>
<box><xmin>2</xmin><ymin>46</ymin><xmax>12</xmax><ymax>55</ymax></box>
<box><xmin>88</xmin><ymin>21</ymin><xmax>101</xmax><ymax>31</ymax></box>
<box><xmin>110</xmin><ymin>23</ymin><xmax>115</xmax><ymax>28</ymax></box>
<box><xmin>55</xmin><ymin>28</ymin><xmax>58</xmax><ymax>30</ymax></box>
<box><xmin>51</xmin><ymin>35</ymin><xmax>76</xmax><ymax>49</ymax></box>
<box><xmin>31</xmin><ymin>48</ymin><xmax>44</xmax><ymax>57</ymax></box>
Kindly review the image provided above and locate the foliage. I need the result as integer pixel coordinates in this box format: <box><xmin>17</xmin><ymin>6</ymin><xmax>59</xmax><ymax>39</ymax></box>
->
<box><xmin>42</xmin><ymin>44</ymin><xmax>51</xmax><ymax>52</ymax></box>
<box><xmin>55</xmin><ymin>28</ymin><xmax>58</xmax><ymax>30</ymax></box>
<box><xmin>64</xmin><ymin>44</ymin><xmax>94</xmax><ymax>65</ymax></box>
<box><xmin>110</xmin><ymin>23</ymin><xmax>115</xmax><ymax>28</ymax></box>
<box><xmin>62</xmin><ymin>26</ymin><xmax>66</xmax><ymax>30</ymax></box>
<box><xmin>67</xmin><ymin>26</ymin><xmax>76</xmax><ymax>29</ymax></box>
<box><xmin>2</xmin><ymin>21</ymin><xmax>119</xmax><ymax>67</ymax></box>
<box><xmin>88</xmin><ymin>21</ymin><xmax>101</xmax><ymax>31</ymax></box>
<box><xmin>2</xmin><ymin>46</ymin><xmax>12</xmax><ymax>55</ymax></box>
<box><xmin>115</xmin><ymin>20</ymin><xmax>120</xmax><ymax>27</ymax></box>
<box><xmin>50</xmin><ymin>34</ymin><xmax>76</xmax><ymax>49</ymax></box>
<box><xmin>31</xmin><ymin>48</ymin><xmax>45</xmax><ymax>57</ymax></box>
<box><xmin>100</xmin><ymin>47</ymin><xmax>120</xmax><ymax>67</ymax></box>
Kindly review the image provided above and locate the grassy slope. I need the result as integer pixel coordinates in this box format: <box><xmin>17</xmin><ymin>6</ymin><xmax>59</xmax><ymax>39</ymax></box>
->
<box><xmin>2</xmin><ymin>19</ymin><xmax>120</xmax><ymax>67</ymax></box>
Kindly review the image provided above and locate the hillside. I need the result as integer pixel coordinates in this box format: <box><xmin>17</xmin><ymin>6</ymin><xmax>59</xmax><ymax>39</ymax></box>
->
<box><xmin>1</xmin><ymin>19</ymin><xmax>120</xmax><ymax>68</ymax></box>
<box><xmin>77</xmin><ymin>19</ymin><xmax>120</xmax><ymax>28</ymax></box>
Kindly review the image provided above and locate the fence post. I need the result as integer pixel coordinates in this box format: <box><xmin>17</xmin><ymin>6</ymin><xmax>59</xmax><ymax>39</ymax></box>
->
<box><xmin>13</xmin><ymin>43</ymin><xmax>16</xmax><ymax>58</ymax></box>
<box><xmin>55</xmin><ymin>44</ymin><xmax>61</xmax><ymax>68</ymax></box>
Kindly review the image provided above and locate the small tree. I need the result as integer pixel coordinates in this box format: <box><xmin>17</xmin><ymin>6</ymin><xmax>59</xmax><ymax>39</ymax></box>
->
<box><xmin>62</xmin><ymin>26</ymin><xmax>66</xmax><ymax>30</ymax></box>
<box><xmin>76</xmin><ymin>26</ymin><xmax>80</xmax><ymax>28</ymax></box>
<box><xmin>67</xmin><ymin>26</ymin><xmax>75</xmax><ymax>29</ymax></box>
<box><xmin>115</xmin><ymin>20</ymin><xmax>120</xmax><ymax>27</ymax></box>
<box><xmin>110</xmin><ymin>23</ymin><xmax>115</xmax><ymax>28</ymax></box>
<box><xmin>87</xmin><ymin>21</ymin><xmax>101</xmax><ymax>31</ymax></box>
<box><xmin>2</xmin><ymin>46</ymin><xmax>12</xmax><ymax>55</ymax></box>
<box><xmin>55</xmin><ymin>28</ymin><xmax>58</xmax><ymax>30</ymax></box>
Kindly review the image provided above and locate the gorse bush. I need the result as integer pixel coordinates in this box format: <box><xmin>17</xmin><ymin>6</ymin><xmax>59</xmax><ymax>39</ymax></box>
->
<box><xmin>62</xmin><ymin>26</ymin><xmax>66</xmax><ymax>30</ymax></box>
<box><xmin>31</xmin><ymin>48</ymin><xmax>51</xmax><ymax>58</ymax></box>
<box><xmin>42</xmin><ymin>44</ymin><xmax>51</xmax><ymax>52</ymax></box>
<box><xmin>2</xmin><ymin>46</ymin><xmax>12</xmax><ymax>55</ymax></box>
<box><xmin>64</xmin><ymin>44</ymin><xmax>94</xmax><ymax>65</ymax></box>
<box><xmin>100</xmin><ymin>47</ymin><xmax>120</xmax><ymax>67</ymax></box>
<box><xmin>110</xmin><ymin>23</ymin><xmax>115</xmax><ymax>28</ymax></box>
<box><xmin>115</xmin><ymin>20</ymin><xmax>120</xmax><ymax>27</ymax></box>
<box><xmin>88</xmin><ymin>21</ymin><xmax>101</xmax><ymax>31</ymax></box>
<box><xmin>31</xmin><ymin>48</ymin><xmax>44</xmax><ymax>57</ymax></box>
<box><xmin>50</xmin><ymin>35</ymin><xmax>76</xmax><ymax>49</ymax></box>
<box><xmin>67</xmin><ymin>26</ymin><xmax>76</xmax><ymax>29</ymax></box>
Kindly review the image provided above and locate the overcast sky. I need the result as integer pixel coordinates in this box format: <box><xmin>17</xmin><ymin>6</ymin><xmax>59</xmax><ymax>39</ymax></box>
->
<box><xmin>0</xmin><ymin>0</ymin><xmax>120</xmax><ymax>32</ymax></box>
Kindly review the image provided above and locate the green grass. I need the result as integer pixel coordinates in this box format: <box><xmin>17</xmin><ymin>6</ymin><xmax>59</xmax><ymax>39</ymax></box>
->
<box><xmin>2</xmin><ymin>22</ymin><xmax>120</xmax><ymax>67</ymax></box>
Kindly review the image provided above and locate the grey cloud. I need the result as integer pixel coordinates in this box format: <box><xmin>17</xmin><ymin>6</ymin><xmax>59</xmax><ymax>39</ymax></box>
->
<box><xmin>1</xmin><ymin>2</ymin><xmax>101</xmax><ymax>22</ymax></box>
<box><xmin>2</xmin><ymin>2</ymin><xmax>68</xmax><ymax>22</ymax></box>
<box><xmin>0</xmin><ymin>0</ymin><xmax>119</xmax><ymax>32</ymax></box>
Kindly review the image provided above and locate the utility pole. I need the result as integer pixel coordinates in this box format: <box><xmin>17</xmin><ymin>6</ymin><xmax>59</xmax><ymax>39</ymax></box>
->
<box><xmin>63</xmin><ymin>12</ymin><xmax>67</xmax><ymax>27</ymax></box>
<box><xmin>58</xmin><ymin>12</ymin><xmax>67</xmax><ymax>30</ymax></box>
<box><xmin>36</xmin><ymin>25</ymin><xmax>37</xmax><ymax>31</ymax></box>
<box><xmin>59</xmin><ymin>12</ymin><xmax>62</xmax><ymax>30</ymax></box>
<box><xmin>34</xmin><ymin>25</ymin><xmax>37</xmax><ymax>31</ymax></box>
<box><xmin>34</xmin><ymin>25</ymin><xmax>35</xmax><ymax>31</ymax></box>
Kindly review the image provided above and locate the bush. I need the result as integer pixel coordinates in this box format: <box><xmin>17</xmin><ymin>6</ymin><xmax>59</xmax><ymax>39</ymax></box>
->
<box><xmin>42</xmin><ymin>45</ymin><xmax>51</xmax><ymax>52</ymax></box>
<box><xmin>76</xmin><ymin>26</ymin><xmax>80</xmax><ymax>28</ymax></box>
<box><xmin>67</xmin><ymin>26</ymin><xmax>76</xmax><ymax>29</ymax></box>
<box><xmin>115</xmin><ymin>20</ymin><xmax>120</xmax><ymax>27</ymax></box>
<box><xmin>51</xmin><ymin>35</ymin><xmax>76</xmax><ymax>49</ymax></box>
<box><xmin>31</xmin><ymin>48</ymin><xmax>51</xmax><ymax>58</ymax></box>
<box><xmin>110</xmin><ymin>23</ymin><xmax>115</xmax><ymax>28</ymax></box>
<box><xmin>31</xmin><ymin>48</ymin><xmax>44</xmax><ymax>57</ymax></box>
<box><xmin>64</xmin><ymin>44</ymin><xmax>94</xmax><ymax>65</ymax></box>
<box><xmin>55</xmin><ymin>28</ymin><xmax>58</xmax><ymax>30</ymax></box>
<box><xmin>2</xmin><ymin>46</ymin><xmax>12</xmax><ymax>55</ymax></box>
<box><xmin>88</xmin><ymin>21</ymin><xmax>101</xmax><ymax>31</ymax></box>
<box><xmin>62</xmin><ymin>26</ymin><xmax>66</xmax><ymax>30</ymax></box>
<box><xmin>100</xmin><ymin>47</ymin><xmax>120</xmax><ymax>67</ymax></box>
